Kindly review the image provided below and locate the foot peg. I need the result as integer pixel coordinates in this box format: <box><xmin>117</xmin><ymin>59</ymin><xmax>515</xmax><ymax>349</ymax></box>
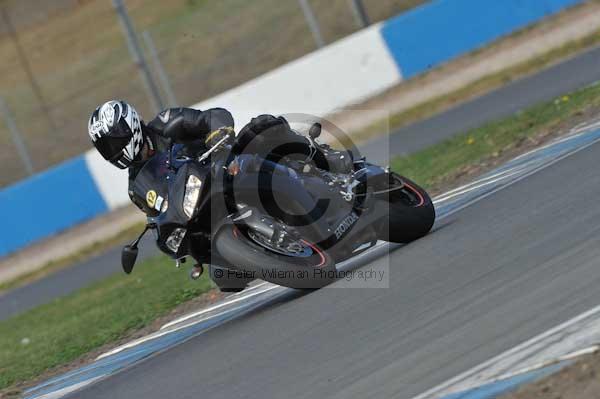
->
<box><xmin>189</xmin><ymin>264</ymin><xmax>204</xmax><ymax>280</ymax></box>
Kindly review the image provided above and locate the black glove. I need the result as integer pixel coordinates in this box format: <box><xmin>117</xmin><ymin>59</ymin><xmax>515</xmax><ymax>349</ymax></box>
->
<box><xmin>244</xmin><ymin>115</ymin><xmax>290</xmax><ymax>136</ymax></box>
<box><xmin>232</xmin><ymin>115</ymin><xmax>292</xmax><ymax>155</ymax></box>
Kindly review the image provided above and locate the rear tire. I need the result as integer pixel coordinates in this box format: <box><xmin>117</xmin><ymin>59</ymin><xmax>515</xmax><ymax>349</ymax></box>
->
<box><xmin>215</xmin><ymin>225</ymin><xmax>336</xmax><ymax>289</ymax></box>
<box><xmin>378</xmin><ymin>176</ymin><xmax>435</xmax><ymax>243</ymax></box>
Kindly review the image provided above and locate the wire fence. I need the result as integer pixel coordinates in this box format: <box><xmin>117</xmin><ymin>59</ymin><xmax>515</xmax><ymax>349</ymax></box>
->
<box><xmin>0</xmin><ymin>0</ymin><xmax>425</xmax><ymax>187</ymax></box>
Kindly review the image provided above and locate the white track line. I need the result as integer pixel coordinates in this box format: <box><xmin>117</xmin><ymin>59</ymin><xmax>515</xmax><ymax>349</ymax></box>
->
<box><xmin>31</xmin><ymin>377</ymin><xmax>104</xmax><ymax>399</ymax></box>
<box><xmin>432</xmin><ymin>131</ymin><xmax>600</xmax><ymax>220</ymax></box>
<box><xmin>412</xmin><ymin>304</ymin><xmax>600</xmax><ymax>399</ymax></box>
<box><xmin>96</xmin><ymin>283</ymin><xmax>279</xmax><ymax>360</ymax></box>
<box><xmin>161</xmin><ymin>282</ymin><xmax>274</xmax><ymax>330</ymax></box>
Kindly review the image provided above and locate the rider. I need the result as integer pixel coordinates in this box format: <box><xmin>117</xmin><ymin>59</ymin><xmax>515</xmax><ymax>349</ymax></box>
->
<box><xmin>87</xmin><ymin>100</ymin><xmax>352</xmax><ymax>210</ymax></box>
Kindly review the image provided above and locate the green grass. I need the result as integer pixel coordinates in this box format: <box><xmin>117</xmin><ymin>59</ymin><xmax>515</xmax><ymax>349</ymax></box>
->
<box><xmin>391</xmin><ymin>82</ymin><xmax>600</xmax><ymax>188</ymax></box>
<box><xmin>0</xmin><ymin>254</ymin><xmax>213</xmax><ymax>390</ymax></box>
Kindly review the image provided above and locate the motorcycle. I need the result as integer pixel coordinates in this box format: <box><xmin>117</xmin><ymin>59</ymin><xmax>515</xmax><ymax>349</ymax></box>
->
<box><xmin>121</xmin><ymin>121</ymin><xmax>435</xmax><ymax>291</ymax></box>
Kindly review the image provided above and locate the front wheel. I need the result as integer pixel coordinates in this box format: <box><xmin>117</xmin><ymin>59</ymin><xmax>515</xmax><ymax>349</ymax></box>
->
<box><xmin>208</xmin><ymin>265</ymin><xmax>255</xmax><ymax>292</ymax></box>
<box><xmin>377</xmin><ymin>175</ymin><xmax>435</xmax><ymax>243</ymax></box>
<box><xmin>214</xmin><ymin>225</ymin><xmax>337</xmax><ymax>289</ymax></box>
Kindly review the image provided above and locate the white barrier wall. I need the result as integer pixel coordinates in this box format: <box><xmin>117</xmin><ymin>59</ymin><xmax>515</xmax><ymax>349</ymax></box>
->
<box><xmin>84</xmin><ymin>149</ymin><xmax>130</xmax><ymax>210</ymax></box>
<box><xmin>193</xmin><ymin>23</ymin><xmax>403</xmax><ymax>128</ymax></box>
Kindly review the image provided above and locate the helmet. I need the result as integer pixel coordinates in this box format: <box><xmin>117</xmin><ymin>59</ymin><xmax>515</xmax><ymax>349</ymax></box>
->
<box><xmin>88</xmin><ymin>100</ymin><xmax>143</xmax><ymax>169</ymax></box>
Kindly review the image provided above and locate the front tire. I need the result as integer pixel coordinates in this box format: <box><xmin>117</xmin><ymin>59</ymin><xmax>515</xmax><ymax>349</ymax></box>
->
<box><xmin>208</xmin><ymin>265</ymin><xmax>254</xmax><ymax>292</ymax></box>
<box><xmin>378</xmin><ymin>176</ymin><xmax>435</xmax><ymax>243</ymax></box>
<box><xmin>214</xmin><ymin>225</ymin><xmax>337</xmax><ymax>289</ymax></box>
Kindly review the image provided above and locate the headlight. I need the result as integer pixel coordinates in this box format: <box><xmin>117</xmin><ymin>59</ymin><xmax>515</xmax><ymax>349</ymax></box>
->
<box><xmin>183</xmin><ymin>175</ymin><xmax>202</xmax><ymax>218</ymax></box>
<box><xmin>166</xmin><ymin>228</ymin><xmax>186</xmax><ymax>253</ymax></box>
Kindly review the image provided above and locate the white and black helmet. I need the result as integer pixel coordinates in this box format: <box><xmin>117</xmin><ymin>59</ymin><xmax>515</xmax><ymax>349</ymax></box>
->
<box><xmin>88</xmin><ymin>100</ymin><xmax>143</xmax><ymax>169</ymax></box>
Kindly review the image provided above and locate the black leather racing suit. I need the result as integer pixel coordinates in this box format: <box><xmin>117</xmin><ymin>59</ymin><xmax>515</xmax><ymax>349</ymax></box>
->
<box><xmin>127</xmin><ymin>107</ymin><xmax>233</xmax><ymax>211</ymax></box>
<box><xmin>127</xmin><ymin>108</ymin><xmax>352</xmax><ymax>211</ymax></box>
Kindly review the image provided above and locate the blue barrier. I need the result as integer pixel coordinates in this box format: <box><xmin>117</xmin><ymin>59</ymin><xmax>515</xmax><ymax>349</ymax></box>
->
<box><xmin>440</xmin><ymin>362</ymin><xmax>568</xmax><ymax>399</ymax></box>
<box><xmin>0</xmin><ymin>156</ymin><xmax>107</xmax><ymax>257</ymax></box>
<box><xmin>381</xmin><ymin>0</ymin><xmax>584</xmax><ymax>79</ymax></box>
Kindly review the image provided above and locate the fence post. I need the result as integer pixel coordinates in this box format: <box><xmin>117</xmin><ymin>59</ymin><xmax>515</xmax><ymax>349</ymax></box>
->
<box><xmin>112</xmin><ymin>0</ymin><xmax>164</xmax><ymax>113</ymax></box>
<box><xmin>349</xmin><ymin>0</ymin><xmax>370</xmax><ymax>28</ymax></box>
<box><xmin>298</xmin><ymin>0</ymin><xmax>325</xmax><ymax>48</ymax></box>
<box><xmin>142</xmin><ymin>30</ymin><xmax>178</xmax><ymax>108</ymax></box>
<box><xmin>0</xmin><ymin>7</ymin><xmax>58</xmax><ymax>133</ymax></box>
<box><xmin>0</xmin><ymin>96</ymin><xmax>34</xmax><ymax>176</ymax></box>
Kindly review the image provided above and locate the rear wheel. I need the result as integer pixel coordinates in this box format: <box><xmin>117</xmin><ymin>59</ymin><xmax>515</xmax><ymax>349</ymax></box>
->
<box><xmin>215</xmin><ymin>224</ymin><xmax>336</xmax><ymax>289</ymax></box>
<box><xmin>377</xmin><ymin>175</ymin><xmax>435</xmax><ymax>243</ymax></box>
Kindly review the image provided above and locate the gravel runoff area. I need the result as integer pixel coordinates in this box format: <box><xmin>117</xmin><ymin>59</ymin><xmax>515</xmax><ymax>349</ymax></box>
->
<box><xmin>503</xmin><ymin>350</ymin><xmax>600</xmax><ymax>399</ymax></box>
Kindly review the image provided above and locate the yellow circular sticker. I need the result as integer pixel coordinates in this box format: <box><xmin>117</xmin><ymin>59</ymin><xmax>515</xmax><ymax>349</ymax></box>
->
<box><xmin>146</xmin><ymin>190</ymin><xmax>157</xmax><ymax>208</ymax></box>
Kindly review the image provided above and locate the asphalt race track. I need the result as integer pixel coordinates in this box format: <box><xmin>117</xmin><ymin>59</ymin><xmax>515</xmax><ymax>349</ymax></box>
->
<box><xmin>360</xmin><ymin>44</ymin><xmax>600</xmax><ymax>161</ymax></box>
<box><xmin>0</xmin><ymin>236</ymin><xmax>158</xmax><ymax>321</ymax></box>
<box><xmin>4</xmin><ymin>45</ymin><xmax>600</xmax><ymax>321</ymax></box>
<box><xmin>64</xmin><ymin>132</ymin><xmax>600</xmax><ymax>398</ymax></box>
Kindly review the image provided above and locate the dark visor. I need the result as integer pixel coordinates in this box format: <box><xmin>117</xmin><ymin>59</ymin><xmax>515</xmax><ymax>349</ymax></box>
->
<box><xmin>95</xmin><ymin>135</ymin><xmax>131</xmax><ymax>161</ymax></box>
<box><xmin>94</xmin><ymin>118</ymin><xmax>134</xmax><ymax>160</ymax></box>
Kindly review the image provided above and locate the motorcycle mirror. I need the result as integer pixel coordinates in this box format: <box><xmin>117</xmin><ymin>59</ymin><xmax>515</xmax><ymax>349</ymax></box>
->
<box><xmin>309</xmin><ymin>122</ymin><xmax>322</xmax><ymax>139</ymax></box>
<box><xmin>121</xmin><ymin>245</ymin><xmax>138</xmax><ymax>274</ymax></box>
<box><xmin>121</xmin><ymin>223</ymin><xmax>152</xmax><ymax>274</ymax></box>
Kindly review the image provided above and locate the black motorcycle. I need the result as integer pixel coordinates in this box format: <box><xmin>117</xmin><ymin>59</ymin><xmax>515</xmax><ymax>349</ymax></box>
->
<box><xmin>122</xmin><ymin>122</ymin><xmax>435</xmax><ymax>291</ymax></box>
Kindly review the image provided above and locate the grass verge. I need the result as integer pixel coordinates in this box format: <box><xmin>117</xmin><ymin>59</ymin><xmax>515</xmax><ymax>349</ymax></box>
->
<box><xmin>391</xmin><ymin>82</ymin><xmax>600</xmax><ymax>189</ymax></box>
<box><xmin>0</xmin><ymin>254</ymin><xmax>213</xmax><ymax>391</ymax></box>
